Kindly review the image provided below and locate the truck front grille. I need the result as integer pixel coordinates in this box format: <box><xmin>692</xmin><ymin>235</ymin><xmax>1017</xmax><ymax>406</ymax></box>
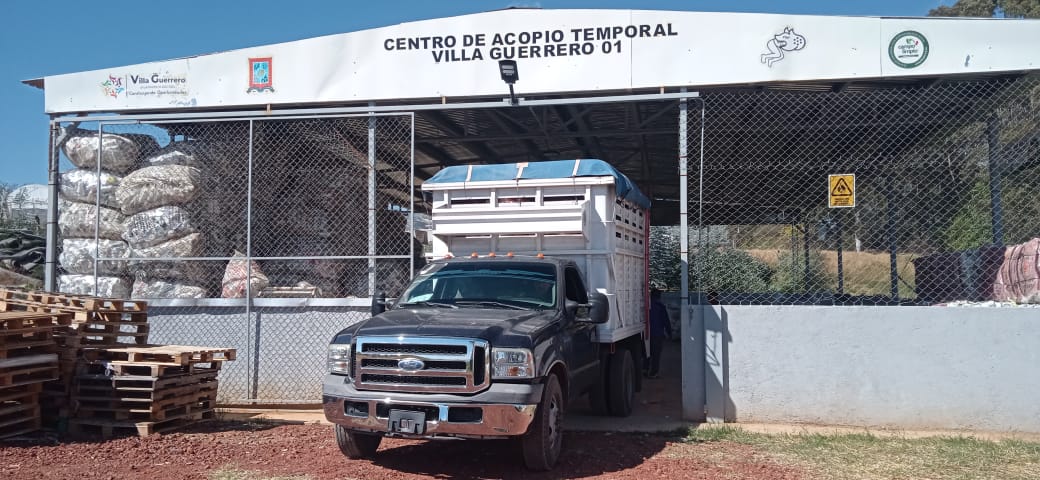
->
<box><xmin>353</xmin><ymin>336</ymin><xmax>490</xmax><ymax>394</ymax></box>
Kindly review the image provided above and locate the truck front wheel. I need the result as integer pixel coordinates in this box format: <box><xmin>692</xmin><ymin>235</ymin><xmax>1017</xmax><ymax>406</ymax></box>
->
<box><xmin>608</xmin><ymin>347</ymin><xmax>635</xmax><ymax>417</ymax></box>
<box><xmin>334</xmin><ymin>424</ymin><xmax>382</xmax><ymax>459</ymax></box>
<box><xmin>522</xmin><ymin>374</ymin><xmax>564</xmax><ymax>470</ymax></box>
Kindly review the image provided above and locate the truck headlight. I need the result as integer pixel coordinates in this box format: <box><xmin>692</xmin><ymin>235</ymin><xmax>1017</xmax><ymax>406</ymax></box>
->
<box><xmin>491</xmin><ymin>348</ymin><xmax>535</xmax><ymax>379</ymax></box>
<box><xmin>328</xmin><ymin>344</ymin><xmax>352</xmax><ymax>376</ymax></box>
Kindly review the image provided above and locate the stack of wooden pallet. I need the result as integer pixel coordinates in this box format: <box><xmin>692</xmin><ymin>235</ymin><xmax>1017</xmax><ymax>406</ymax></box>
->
<box><xmin>70</xmin><ymin>345</ymin><xmax>235</xmax><ymax>437</ymax></box>
<box><xmin>0</xmin><ymin>310</ymin><xmax>72</xmax><ymax>439</ymax></box>
<box><xmin>0</xmin><ymin>288</ymin><xmax>236</xmax><ymax>438</ymax></box>
<box><xmin>0</xmin><ymin>289</ymin><xmax>150</xmax><ymax>428</ymax></box>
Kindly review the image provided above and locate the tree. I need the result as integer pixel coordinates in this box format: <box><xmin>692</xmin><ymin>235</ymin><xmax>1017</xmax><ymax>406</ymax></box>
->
<box><xmin>929</xmin><ymin>0</ymin><xmax>1040</xmax><ymax>18</ymax></box>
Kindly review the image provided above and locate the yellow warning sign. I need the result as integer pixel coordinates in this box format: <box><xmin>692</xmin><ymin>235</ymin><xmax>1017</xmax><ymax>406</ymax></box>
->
<box><xmin>828</xmin><ymin>174</ymin><xmax>856</xmax><ymax>208</ymax></box>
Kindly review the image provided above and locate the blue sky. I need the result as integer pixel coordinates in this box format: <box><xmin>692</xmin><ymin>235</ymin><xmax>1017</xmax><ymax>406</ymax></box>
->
<box><xmin>0</xmin><ymin>0</ymin><xmax>946</xmax><ymax>186</ymax></box>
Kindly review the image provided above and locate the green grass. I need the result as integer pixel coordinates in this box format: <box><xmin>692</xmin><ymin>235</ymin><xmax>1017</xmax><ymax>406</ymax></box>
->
<box><xmin>682</xmin><ymin>426</ymin><xmax>1040</xmax><ymax>480</ymax></box>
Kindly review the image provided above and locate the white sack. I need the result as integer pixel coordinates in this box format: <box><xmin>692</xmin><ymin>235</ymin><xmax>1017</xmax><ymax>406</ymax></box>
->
<box><xmin>127</xmin><ymin>233</ymin><xmax>206</xmax><ymax>281</ymax></box>
<box><xmin>221</xmin><ymin>251</ymin><xmax>268</xmax><ymax>298</ymax></box>
<box><xmin>122</xmin><ymin>206</ymin><xmax>196</xmax><ymax>249</ymax></box>
<box><xmin>60</xmin><ymin>169</ymin><xmax>122</xmax><ymax>208</ymax></box>
<box><xmin>144</xmin><ymin>144</ymin><xmax>201</xmax><ymax>167</ymax></box>
<box><xmin>62</xmin><ymin>130</ymin><xmax>157</xmax><ymax>174</ymax></box>
<box><xmin>132</xmin><ymin>279</ymin><xmax>207</xmax><ymax>299</ymax></box>
<box><xmin>58</xmin><ymin>200</ymin><xmax>126</xmax><ymax>240</ymax></box>
<box><xmin>116</xmin><ymin>165</ymin><xmax>202</xmax><ymax>215</ymax></box>
<box><xmin>59</xmin><ymin>274</ymin><xmax>131</xmax><ymax>298</ymax></box>
<box><xmin>59</xmin><ymin>238</ymin><xmax>128</xmax><ymax>275</ymax></box>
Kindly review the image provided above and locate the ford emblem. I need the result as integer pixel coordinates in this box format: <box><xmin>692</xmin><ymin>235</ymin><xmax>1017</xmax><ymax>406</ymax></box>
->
<box><xmin>398</xmin><ymin>358</ymin><xmax>425</xmax><ymax>371</ymax></box>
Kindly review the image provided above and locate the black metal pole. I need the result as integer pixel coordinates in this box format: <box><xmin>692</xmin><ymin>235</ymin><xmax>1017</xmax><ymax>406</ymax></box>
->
<box><xmin>836</xmin><ymin>215</ymin><xmax>844</xmax><ymax>296</ymax></box>
<box><xmin>987</xmin><ymin>115</ymin><xmax>1005</xmax><ymax>247</ymax></box>
<box><xmin>886</xmin><ymin>175</ymin><xmax>899</xmax><ymax>301</ymax></box>
<box><xmin>803</xmin><ymin>223</ymin><xmax>811</xmax><ymax>292</ymax></box>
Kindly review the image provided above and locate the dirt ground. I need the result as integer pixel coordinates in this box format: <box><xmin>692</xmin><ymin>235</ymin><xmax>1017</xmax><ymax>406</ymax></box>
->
<box><xmin>0</xmin><ymin>420</ymin><xmax>804</xmax><ymax>480</ymax></box>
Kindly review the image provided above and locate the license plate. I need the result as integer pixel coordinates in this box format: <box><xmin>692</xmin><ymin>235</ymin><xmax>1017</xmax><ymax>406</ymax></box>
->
<box><xmin>388</xmin><ymin>409</ymin><xmax>426</xmax><ymax>434</ymax></box>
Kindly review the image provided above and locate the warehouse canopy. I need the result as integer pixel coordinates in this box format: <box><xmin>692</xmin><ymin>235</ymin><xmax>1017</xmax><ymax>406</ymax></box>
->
<box><xmin>26</xmin><ymin>9</ymin><xmax>1040</xmax><ymax>224</ymax></box>
<box><xmin>27</xmin><ymin>9</ymin><xmax>1040</xmax><ymax>113</ymax></box>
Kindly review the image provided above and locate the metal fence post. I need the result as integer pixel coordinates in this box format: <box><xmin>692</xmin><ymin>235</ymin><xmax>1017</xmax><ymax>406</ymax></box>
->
<box><xmin>45</xmin><ymin>121</ymin><xmax>60</xmax><ymax>292</ymax></box>
<box><xmin>368</xmin><ymin>103</ymin><xmax>377</xmax><ymax>296</ymax></box>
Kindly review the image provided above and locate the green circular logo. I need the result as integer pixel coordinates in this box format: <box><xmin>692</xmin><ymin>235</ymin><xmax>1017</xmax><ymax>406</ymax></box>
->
<box><xmin>889</xmin><ymin>31</ymin><xmax>929</xmax><ymax>69</ymax></box>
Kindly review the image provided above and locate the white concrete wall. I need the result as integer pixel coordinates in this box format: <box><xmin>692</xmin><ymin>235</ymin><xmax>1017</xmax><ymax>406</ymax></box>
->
<box><xmin>686</xmin><ymin>305</ymin><xmax>1040</xmax><ymax>433</ymax></box>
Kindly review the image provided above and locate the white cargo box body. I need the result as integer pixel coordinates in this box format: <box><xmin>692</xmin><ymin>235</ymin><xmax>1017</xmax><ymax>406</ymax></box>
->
<box><xmin>422</xmin><ymin>160</ymin><xmax>649</xmax><ymax>344</ymax></box>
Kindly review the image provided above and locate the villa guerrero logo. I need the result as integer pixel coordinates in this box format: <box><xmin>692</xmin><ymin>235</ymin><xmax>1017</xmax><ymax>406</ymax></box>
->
<box><xmin>100</xmin><ymin>75</ymin><xmax>125</xmax><ymax>98</ymax></box>
<box><xmin>889</xmin><ymin>31</ymin><xmax>929</xmax><ymax>68</ymax></box>
<box><xmin>247</xmin><ymin>57</ymin><xmax>274</xmax><ymax>93</ymax></box>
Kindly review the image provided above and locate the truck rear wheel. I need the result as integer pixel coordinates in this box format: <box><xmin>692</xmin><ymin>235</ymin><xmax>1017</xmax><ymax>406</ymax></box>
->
<box><xmin>607</xmin><ymin>348</ymin><xmax>635</xmax><ymax>417</ymax></box>
<box><xmin>334</xmin><ymin>424</ymin><xmax>381</xmax><ymax>459</ymax></box>
<box><xmin>522</xmin><ymin>374</ymin><xmax>564</xmax><ymax>471</ymax></box>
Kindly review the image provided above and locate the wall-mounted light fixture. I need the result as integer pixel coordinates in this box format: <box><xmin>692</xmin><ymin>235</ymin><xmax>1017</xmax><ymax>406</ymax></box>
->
<box><xmin>498</xmin><ymin>60</ymin><xmax>519</xmax><ymax>105</ymax></box>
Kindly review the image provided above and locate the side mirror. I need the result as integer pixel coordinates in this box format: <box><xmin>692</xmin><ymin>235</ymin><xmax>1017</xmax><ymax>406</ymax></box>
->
<box><xmin>587</xmin><ymin>293</ymin><xmax>609</xmax><ymax>324</ymax></box>
<box><xmin>371</xmin><ymin>289</ymin><xmax>387</xmax><ymax>316</ymax></box>
<box><xmin>565</xmin><ymin>299</ymin><xmax>580</xmax><ymax>317</ymax></box>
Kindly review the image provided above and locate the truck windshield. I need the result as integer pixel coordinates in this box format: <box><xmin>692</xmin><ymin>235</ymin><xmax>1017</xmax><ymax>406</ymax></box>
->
<box><xmin>397</xmin><ymin>262</ymin><xmax>557</xmax><ymax>310</ymax></box>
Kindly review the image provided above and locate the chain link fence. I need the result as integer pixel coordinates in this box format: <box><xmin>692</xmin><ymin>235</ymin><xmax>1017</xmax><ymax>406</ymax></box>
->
<box><xmin>51</xmin><ymin>113</ymin><xmax>416</xmax><ymax>403</ymax></box>
<box><xmin>681</xmin><ymin>74</ymin><xmax>1040</xmax><ymax>305</ymax></box>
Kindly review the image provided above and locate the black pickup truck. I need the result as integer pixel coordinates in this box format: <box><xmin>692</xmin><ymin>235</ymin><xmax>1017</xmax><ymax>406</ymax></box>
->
<box><xmin>322</xmin><ymin>254</ymin><xmax>627</xmax><ymax>471</ymax></box>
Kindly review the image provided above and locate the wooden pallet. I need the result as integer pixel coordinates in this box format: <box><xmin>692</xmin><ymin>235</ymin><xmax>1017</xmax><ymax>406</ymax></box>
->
<box><xmin>0</xmin><ymin>354</ymin><xmax>59</xmax><ymax>387</ymax></box>
<box><xmin>0</xmin><ymin>289</ymin><xmax>147</xmax><ymax>313</ymax></box>
<box><xmin>0</xmin><ymin>383</ymin><xmax>43</xmax><ymax>402</ymax></box>
<box><xmin>0</xmin><ymin>289</ymin><xmax>147</xmax><ymax>323</ymax></box>
<box><xmin>74</xmin><ymin>382</ymin><xmax>217</xmax><ymax>406</ymax></box>
<box><xmin>0</xmin><ymin>311</ymin><xmax>72</xmax><ymax>329</ymax></box>
<box><xmin>0</xmin><ymin>342</ymin><xmax>58</xmax><ymax>360</ymax></box>
<box><xmin>73</xmin><ymin>389</ymin><xmax>217</xmax><ymax>422</ymax></box>
<box><xmin>82</xmin><ymin>345</ymin><xmax>236</xmax><ymax>365</ymax></box>
<box><xmin>77</xmin><ymin>361</ymin><xmax>221</xmax><ymax>378</ymax></box>
<box><xmin>56</xmin><ymin>332</ymin><xmax>150</xmax><ymax>348</ymax></box>
<box><xmin>0</xmin><ymin>402</ymin><xmax>41</xmax><ymax>440</ymax></box>
<box><xmin>68</xmin><ymin>409</ymin><xmax>213</xmax><ymax>438</ymax></box>
<box><xmin>75</xmin><ymin>370</ymin><xmax>219</xmax><ymax>394</ymax></box>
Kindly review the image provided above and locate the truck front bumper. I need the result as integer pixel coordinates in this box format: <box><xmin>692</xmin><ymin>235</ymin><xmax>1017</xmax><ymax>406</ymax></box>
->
<box><xmin>322</xmin><ymin>374</ymin><xmax>543</xmax><ymax>439</ymax></box>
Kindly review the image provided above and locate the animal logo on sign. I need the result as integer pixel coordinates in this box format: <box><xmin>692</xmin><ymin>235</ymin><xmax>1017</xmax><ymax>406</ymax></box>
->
<box><xmin>760</xmin><ymin>27</ymin><xmax>807</xmax><ymax>68</ymax></box>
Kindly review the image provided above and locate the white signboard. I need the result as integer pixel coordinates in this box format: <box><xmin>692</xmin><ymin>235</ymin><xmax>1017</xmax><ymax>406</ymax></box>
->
<box><xmin>41</xmin><ymin>10</ymin><xmax>1040</xmax><ymax>113</ymax></box>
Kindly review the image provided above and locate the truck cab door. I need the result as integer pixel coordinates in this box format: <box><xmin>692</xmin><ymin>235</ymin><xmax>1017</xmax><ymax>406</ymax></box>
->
<box><xmin>563</xmin><ymin>265</ymin><xmax>599</xmax><ymax>399</ymax></box>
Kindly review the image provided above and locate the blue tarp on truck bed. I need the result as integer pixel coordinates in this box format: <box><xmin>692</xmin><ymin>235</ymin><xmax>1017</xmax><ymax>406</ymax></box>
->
<box><xmin>424</xmin><ymin>159</ymin><xmax>651</xmax><ymax>209</ymax></box>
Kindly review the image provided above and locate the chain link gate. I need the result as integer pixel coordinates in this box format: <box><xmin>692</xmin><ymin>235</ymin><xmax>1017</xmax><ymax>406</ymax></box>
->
<box><xmin>683</xmin><ymin>74</ymin><xmax>1040</xmax><ymax>307</ymax></box>
<box><xmin>50</xmin><ymin>112</ymin><xmax>416</xmax><ymax>404</ymax></box>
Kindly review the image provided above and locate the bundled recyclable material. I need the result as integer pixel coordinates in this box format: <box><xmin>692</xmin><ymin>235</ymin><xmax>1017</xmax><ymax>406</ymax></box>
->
<box><xmin>131</xmin><ymin>279</ymin><xmax>207</xmax><ymax>299</ymax></box>
<box><xmin>143</xmin><ymin>144</ymin><xmax>201</xmax><ymax>167</ymax></box>
<box><xmin>60</xmin><ymin>169</ymin><xmax>122</xmax><ymax>208</ymax></box>
<box><xmin>58</xmin><ymin>200</ymin><xmax>126</xmax><ymax>240</ymax></box>
<box><xmin>116</xmin><ymin>165</ymin><xmax>202</xmax><ymax>215</ymax></box>
<box><xmin>58</xmin><ymin>274</ymin><xmax>131</xmax><ymax>298</ymax></box>
<box><xmin>129</xmin><ymin>232</ymin><xmax>204</xmax><ymax>259</ymax></box>
<box><xmin>127</xmin><ymin>233</ymin><xmax>206</xmax><ymax>283</ymax></box>
<box><xmin>123</xmin><ymin>206</ymin><xmax>197</xmax><ymax>249</ymax></box>
<box><xmin>221</xmin><ymin>252</ymin><xmax>269</xmax><ymax>298</ymax></box>
<box><xmin>62</xmin><ymin>129</ymin><xmax>158</xmax><ymax>174</ymax></box>
<box><xmin>58</xmin><ymin>238</ymin><xmax>129</xmax><ymax>275</ymax></box>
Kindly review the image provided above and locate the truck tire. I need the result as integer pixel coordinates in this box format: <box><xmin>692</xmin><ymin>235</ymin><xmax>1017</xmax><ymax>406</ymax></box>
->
<box><xmin>522</xmin><ymin>374</ymin><xmax>564</xmax><ymax>471</ymax></box>
<box><xmin>334</xmin><ymin>424</ymin><xmax>381</xmax><ymax>459</ymax></box>
<box><xmin>607</xmin><ymin>348</ymin><xmax>635</xmax><ymax>417</ymax></box>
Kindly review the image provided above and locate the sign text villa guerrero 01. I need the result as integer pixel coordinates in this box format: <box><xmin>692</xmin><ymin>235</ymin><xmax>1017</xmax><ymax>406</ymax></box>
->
<box><xmin>382</xmin><ymin>23</ymin><xmax>679</xmax><ymax>63</ymax></box>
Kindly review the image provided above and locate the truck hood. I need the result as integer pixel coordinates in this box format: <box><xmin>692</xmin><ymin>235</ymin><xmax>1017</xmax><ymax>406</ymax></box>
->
<box><xmin>354</xmin><ymin>307</ymin><xmax>557</xmax><ymax>348</ymax></box>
